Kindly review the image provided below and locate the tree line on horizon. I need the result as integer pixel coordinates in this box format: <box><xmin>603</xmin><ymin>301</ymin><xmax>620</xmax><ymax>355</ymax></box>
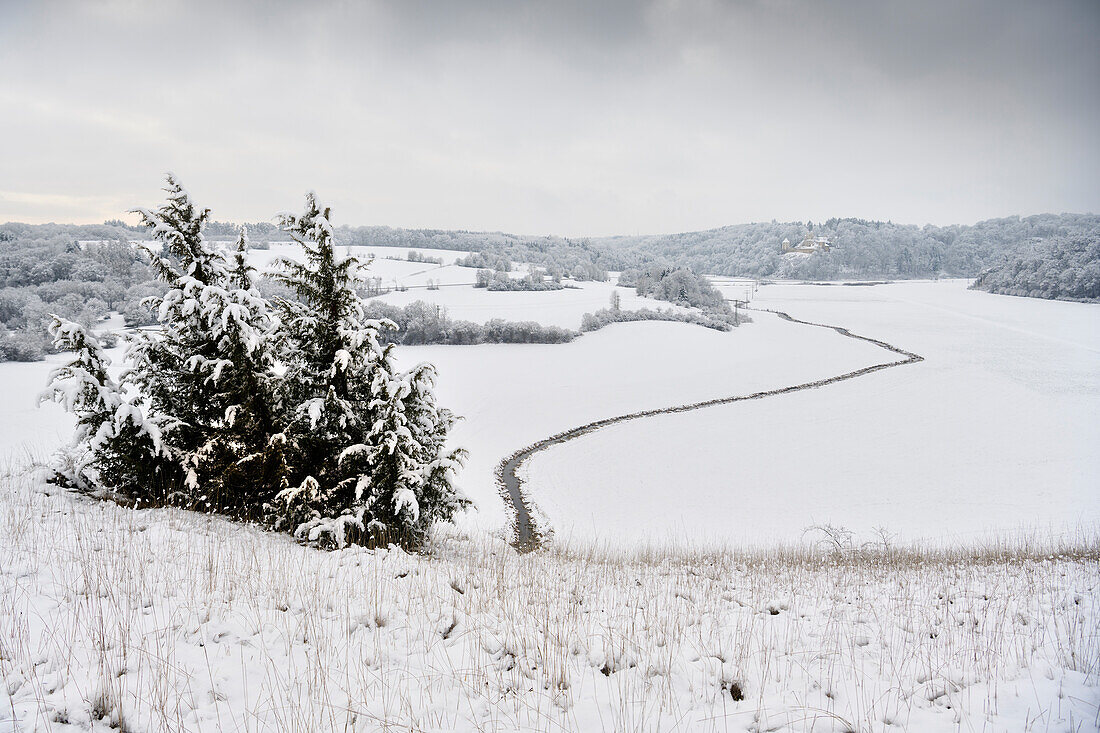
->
<box><xmin>3</xmin><ymin>212</ymin><xmax>1097</xmax><ymax>361</ymax></box>
<box><xmin>7</xmin><ymin>212</ymin><xmax>1097</xmax><ymax>282</ymax></box>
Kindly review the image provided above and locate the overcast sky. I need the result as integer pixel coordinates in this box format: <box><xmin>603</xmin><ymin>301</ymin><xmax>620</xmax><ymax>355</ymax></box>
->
<box><xmin>1</xmin><ymin>0</ymin><xmax>1098</xmax><ymax>236</ymax></box>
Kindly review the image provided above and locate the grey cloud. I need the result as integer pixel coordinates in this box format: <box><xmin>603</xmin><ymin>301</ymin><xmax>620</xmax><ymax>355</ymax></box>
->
<box><xmin>0</xmin><ymin>0</ymin><xmax>1096</xmax><ymax>234</ymax></box>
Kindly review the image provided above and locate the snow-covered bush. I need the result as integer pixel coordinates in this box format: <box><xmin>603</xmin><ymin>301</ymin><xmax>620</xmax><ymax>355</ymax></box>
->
<box><xmin>0</xmin><ymin>325</ymin><xmax>47</xmax><ymax>361</ymax></box>
<box><xmin>485</xmin><ymin>268</ymin><xmax>563</xmax><ymax>291</ymax></box>
<box><xmin>43</xmin><ymin>177</ymin><xmax>468</xmax><ymax>551</ymax></box>
<box><xmin>362</xmin><ymin>299</ymin><xmax>577</xmax><ymax>345</ymax></box>
<box><xmin>580</xmin><ymin>305</ymin><xmax>741</xmax><ymax>333</ymax></box>
<box><xmin>455</xmin><ymin>250</ymin><xmax>512</xmax><ymax>271</ymax></box>
<box><xmin>618</xmin><ymin>265</ymin><xmax>732</xmax><ymax>314</ymax></box>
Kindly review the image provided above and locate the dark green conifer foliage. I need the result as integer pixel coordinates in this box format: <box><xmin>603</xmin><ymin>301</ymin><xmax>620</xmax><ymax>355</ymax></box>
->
<box><xmin>128</xmin><ymin>177</ymin><xmax>281</xmax><ymax>512</ymax></box>
<box><xmin>270</xmin><ymin>193</ymin><xmax>468</xmax><ymax>548</ymax></box>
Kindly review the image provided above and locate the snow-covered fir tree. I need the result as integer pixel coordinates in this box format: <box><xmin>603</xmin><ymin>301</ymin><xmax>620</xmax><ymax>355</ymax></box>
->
<box><xmin>230</xmin><ymin>226</ymin><xmax>254</xmax><ymax>290</ymax></box>
<box><xmin>270</xmin><ymin>192</ymin><xmax>468</xmax><ymax>548</ymax></box>
<box><xmin>39</xmin><ymin>316</ymin><xmax>169</xmax><ymax>500</ymax></box>
<box><xmin>43</xmin><ymin>179</ymin><xmax>467</xmax><ymax>550</ymax></box>
<box><xmin>337</xmin><ymin>354</ymin><xmax>468</xmax><ymax>548</ymax></box>
<box><xmin>194</xmin><ymin>226</ymin><xmax>285</xmax><ymax>510</ymax></box>
<box><xmin>127</xmin><ymin>175</ymin><xmax>282</xmax><ymax>512</ymax></box>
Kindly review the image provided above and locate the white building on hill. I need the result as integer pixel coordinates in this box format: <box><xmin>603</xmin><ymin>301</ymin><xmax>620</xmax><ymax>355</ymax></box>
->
<box><xmin>782</xmin><ymin>235</ymin><xmax>833</xmax><ymax>254</ymax></box>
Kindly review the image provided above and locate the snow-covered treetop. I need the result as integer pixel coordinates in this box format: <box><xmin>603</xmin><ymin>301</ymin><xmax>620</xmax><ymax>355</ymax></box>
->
<box><xmin>133</xmin><ymin>174</ymin><xmax>227</xmax><ymax>287</ymax></box>
<box><xmin>230</xmin><ymin>226</ymin><xmax>255</xmax><ymax>291</ymax></box>
<box><xmin>276</xmin><ymin>191</ymin><xmax>335</xmax><ymax>244</ymax></box>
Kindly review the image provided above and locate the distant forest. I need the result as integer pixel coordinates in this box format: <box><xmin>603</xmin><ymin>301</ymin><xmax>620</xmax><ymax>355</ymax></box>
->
<box><xmin>324</xmin><ymin>213</ymin><xmax>1100</xmax><ymax>281</ymax></box>
<box><xmin>595</xmin><ymin>214</ymin><xmax>1100</xmax><ymax>280</ymax></box>
<box><xmin>325</xmin><ymin>212</ymin><xmax>1100</xmax><ymax>280</ymax></box>
<box><xmin>0</xmin><ymin>222</ymin><xmax>161</xmax><ymax>361</ymax></box>
<box><xmin>970</xmin><ymin>234</ymin><xmax>1100</xmax><ymax>302</ymax></box>
<box><xmin>6</xmin><ymin>212</ymin><xmax>1096</xmax><ymax>283</ymax></box>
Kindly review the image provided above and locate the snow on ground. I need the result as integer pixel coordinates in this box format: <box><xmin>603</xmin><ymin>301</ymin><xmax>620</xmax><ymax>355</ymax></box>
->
<box><xmin>0</xmin><ymin>310</ymin><xmax>129</xmax><ymax>466</ymax></box>
<box><xmin>0</xmin><ymin>354</ymin><xmax>75</xmax><ymax>466</ymax></box>
<box><xmin>244</xmin><ymin>242</ymin><xmax>466</xmax><ymax>270</ymax></box>
<box><xmin>353</xmin><ymin>246</ymin><xmax>468</xmax><ymax>266</ymax></box>
<box><xmin>246</xmin><ymin>243</ymin><xmax>474</xmax><ymax>289</ymax></box>
<box><xmin>0</xmin><ymin>277</ymin><xmax>755</xmax><ymax>534</ymax></box>
<box><xmin>525</xmin><ymin>280</ymin><xmax>1100</xmax><ymax>548</ymax></box>
<box><xmin>397</xmin><ymin>314</ymin><xmax>884</xmax><ymax>530</ymax></box>
<box><xmin>378</xmin><ymin>278</ymin><xmax>678</xmax><ymax>330</ymax></box>
<box><xmin>1</xmin><ymin>338</ymin><xmax>127</xmax><ymax>468</ymax></box>
<box><xmin>1</xmin><ymin>472</ymin><xmax>1096</xmax><ymax>732</ymax></box>
<box><xmin>248</xmin><ymin>243</ymin><xmax>642</xmax><ymax>317</ymax></box>
<box><xmin>1</xmin><ymin>312</ymin><xmax>878</xmax><ymax>534</ymax></box>
<box><xmin>365</xmin><ymin>260</ymin><xmax>477</xmax><ymax>289</ymax></box>
<box><xmin>3</xmin><ymin>278</ymin><xmax>1098</xmax><ymax>732</ymax></box>
<box><xmin>7</xmin><ymin>278</ymin><xmax>1096</xmax><ymax>549</ymax></box>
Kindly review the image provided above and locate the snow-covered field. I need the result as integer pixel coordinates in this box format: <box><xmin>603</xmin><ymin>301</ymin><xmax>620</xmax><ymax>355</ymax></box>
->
<box><xmin>525</xmin><ymin>280</ymin><xmax>1100</xmax><ymax>548</ymax></box>
<box><xmin>254</xmin><ymin>243</ymin><xmax>660</xmax><ymax>327</ymax></box>
<box><xmin>0</xmin><ymin>353</ymin><xmax>75</xmax><ymax>466</ymax></box>
<box><xmin>223</xmin><ymin>242</ymin><xmax>466</xmax><ymax>270</ymax></box>
<box><xmin>398</xmin><ymin>313</ymin><xmax>882</xmax><ymax>530</ymax></box>
<box><xmin>0</xmin><ymin>302</ymin><xmax>876</xmax><ymax>535</ymax></box>
<box><xmin>378</xmin><ymin>279</ymin><xmax>649</xmax><ymax>330</ymax></box>
<box><xmin>2</xmin><ymin>472</ymin><xmax>1096</xmax><ymax>732</ymax></box>
<box><xmin>250</xmin><ymin>243</ymin><xmax>475</xmax><ymax>290</ymax></box>
<box><xmin>3</xmin><ymin>274</ymin><xmax>1098</xmax><ymax>731</ymax></box>
<box><xmin>6</xmin><ymin>277</ymin><xmax>1098</xmax><ymax>546</ymax></box>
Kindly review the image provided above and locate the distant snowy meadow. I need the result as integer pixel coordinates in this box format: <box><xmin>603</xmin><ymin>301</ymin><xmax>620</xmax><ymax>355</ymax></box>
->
<box><xmin>7</xmin><ymin>274</ymin><xmax>1099</xmax><ymax>548</ymax></box>
<box><xmin>525</xmin><ymin>280</ymin><xmax>1100</xmax><ymax>548</ymax></box>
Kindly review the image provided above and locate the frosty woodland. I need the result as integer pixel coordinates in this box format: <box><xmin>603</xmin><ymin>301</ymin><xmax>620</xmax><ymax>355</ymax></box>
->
<box><xmin>40</xmin><ymin>176</ymin><xmax>468</xmax><ymax>551</ymax></box>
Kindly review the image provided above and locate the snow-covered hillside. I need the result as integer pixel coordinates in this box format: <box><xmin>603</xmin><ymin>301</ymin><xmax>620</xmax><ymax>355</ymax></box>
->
<box><xmin>2</xmin><ymin>472</ymin><xmax>1096</xmax><ymax>732</ymax></box>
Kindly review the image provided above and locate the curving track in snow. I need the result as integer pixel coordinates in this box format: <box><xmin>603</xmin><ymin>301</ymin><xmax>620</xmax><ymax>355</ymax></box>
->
<box><xmin>496</xmin><ymin>307</ymin><xmax>924</xmax><ymax>551</ymax></box>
